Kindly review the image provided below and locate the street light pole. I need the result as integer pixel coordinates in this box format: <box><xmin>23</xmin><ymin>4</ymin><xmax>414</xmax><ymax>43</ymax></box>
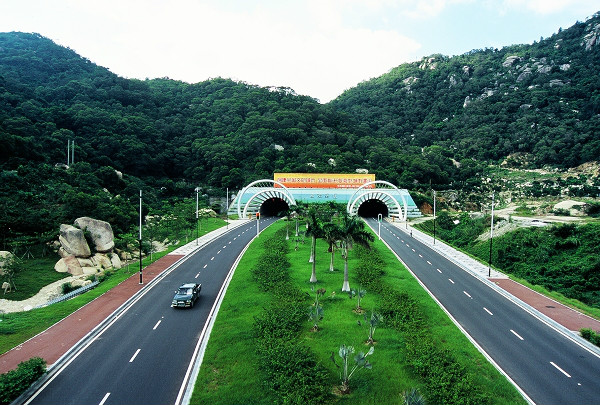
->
<box><xmin>195</xmin><ymin>187</ymin><xmax>199</xmax><ymax>245</ymax></box>
<box><xmin>488</xmin><ymin>192</ymin><xmax>495</xmax><ymax>277</ymax></box>
<box><xmin>256</xmin><ymin>213</ymin><xmax>260</xmax><ymax>236</ymax></box>
<box><xmin>433</xmin><ymin>190</ymin><xmax>436</xmax><ymax>245</ymax></box>
<box><xmin>377</xmin><ymin>213</ymin><xmax>382</xmax><ymax>240</ymax></box>
<box><xmin>226</xmin><ymin>187</ymin><xmax>229</xmax><ymax>230</ymax></box>
<box><xmin>139</xmin><ymin>190</ymin><xmax>143</xmax><ymax>284</ymax></box>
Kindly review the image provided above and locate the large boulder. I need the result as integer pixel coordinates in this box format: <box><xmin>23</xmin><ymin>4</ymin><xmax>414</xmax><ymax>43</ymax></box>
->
<box><xmin>110</xmin><ymin>253</ymin><xmax>122</xmax><ymax>270</ymax></box>
<box><xmin>74</xmin><ymin>217</ymin><xmax>115</xmax><ymax>253</ymax></box>
<box><xmin>55</xmin><ymin>255</ymin><xmax>84</xmax><ymax>276</ymax></box>
<box><xmin>59</xmin><ymin>224</ymin><xmax>91</xmax><ymax>258</ymax></box>
<box><xmin>0</xmin><ymin>251</ymin><xmax>15</xmax><ymax>274</ymax></box>
<box><xmin>92</xmin><ymin>253</ymin><xmax>113</xmax><ymax>269</ymax></box>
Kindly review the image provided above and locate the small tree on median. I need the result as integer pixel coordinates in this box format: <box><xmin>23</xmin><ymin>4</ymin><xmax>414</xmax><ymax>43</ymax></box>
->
<box><xmin>348</xmin><ymin>286</ymin><xmax>366</xmax><ymax>313</ymax></box>
<box><xmin>365</xmin><ymin>311</ymin><xmax>383</xmax><ymax>345</ymax></box>
<box><xmin>330</xmin><ymin>344</ymin><xmax>374</xmax><ymax>394</ymax></box>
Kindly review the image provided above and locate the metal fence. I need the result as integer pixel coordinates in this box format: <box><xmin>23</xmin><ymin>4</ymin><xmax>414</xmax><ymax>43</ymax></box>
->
<box><xmin>34</xmin><ymin>280</ymin><xmax>99</xmax><ymax>309</ymax></box>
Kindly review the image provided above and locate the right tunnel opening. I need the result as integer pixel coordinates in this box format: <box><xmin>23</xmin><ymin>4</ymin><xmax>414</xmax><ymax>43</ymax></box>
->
<box><xmin>357</xmin><ymin>199</ymin><xmax>389</xmax><ymax>218</ymax></box>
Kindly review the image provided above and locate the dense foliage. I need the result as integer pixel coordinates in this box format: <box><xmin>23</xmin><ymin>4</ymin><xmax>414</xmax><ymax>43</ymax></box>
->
<box><xmin>0</xmin><ymin>357</ymin><xmax>46</xmax><ymax>405</ymax></box>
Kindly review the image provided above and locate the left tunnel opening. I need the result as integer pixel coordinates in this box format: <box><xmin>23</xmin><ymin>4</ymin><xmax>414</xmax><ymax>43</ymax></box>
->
<box><xmin>260</xmin><ymin>198</ymin><xmax>289</xmax><ymax>217</ymax></box>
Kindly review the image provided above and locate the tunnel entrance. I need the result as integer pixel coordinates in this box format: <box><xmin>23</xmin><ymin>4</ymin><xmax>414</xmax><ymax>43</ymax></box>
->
<box><xmin>357</xmin><ymin>199</ymin><xmax>388</xmax><ymax>218</ymax></box>
<box><xmin>260</xmin><ymin>198</ymin><xmax>289</xmax><ymax>217</ymax></box>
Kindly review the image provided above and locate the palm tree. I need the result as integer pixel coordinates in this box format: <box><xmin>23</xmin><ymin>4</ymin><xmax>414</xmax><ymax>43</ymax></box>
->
<box><xmin>305</xmin><ymin>206</ymin><xmax>324</xmax><ymax>283</ymax></box>
<box><xmin>339</xmin><ymin>214</ymin><xmax>374</xmax><ymax>292</ymax></box>
<box><xmin>322</xmin><ymin>221</ymin><xmax>342</xmax><ymax>272</ymax></box>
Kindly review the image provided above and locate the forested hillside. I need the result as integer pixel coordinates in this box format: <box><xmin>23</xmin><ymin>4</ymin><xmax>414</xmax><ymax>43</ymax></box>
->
<box><xmin>1</xmin><ymin>12</ymin><xmax>599</xmax><ymax>240</ymax></box>
<box><xmin>332</xmin><ymin>13</ymin><xmax>600</xmax><ymax>170</ymax></box>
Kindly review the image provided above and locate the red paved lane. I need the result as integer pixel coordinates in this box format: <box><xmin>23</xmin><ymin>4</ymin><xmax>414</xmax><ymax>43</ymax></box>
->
<box><xmin>0</xmin><ymin>255</ymin><xmax>183</xmax><ymax>374</ymax></box>
<box><xmin>491</xmin><ymin>278</ymin><xmax>600</xmax><ymax>333</ymax></box>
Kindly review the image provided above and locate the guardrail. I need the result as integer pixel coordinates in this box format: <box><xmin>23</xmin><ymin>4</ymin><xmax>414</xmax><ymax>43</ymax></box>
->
<box><xmin>34</xmin><ymin>281</ymin><xmax>100</xmax><ymax>309</ymax></box>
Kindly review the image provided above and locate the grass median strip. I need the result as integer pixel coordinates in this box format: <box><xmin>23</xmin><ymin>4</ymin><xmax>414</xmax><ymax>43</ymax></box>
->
<box><xmin>192</xmin><ymin>220</ymin><xmax>525</xmax><ymax>405</ymax></box>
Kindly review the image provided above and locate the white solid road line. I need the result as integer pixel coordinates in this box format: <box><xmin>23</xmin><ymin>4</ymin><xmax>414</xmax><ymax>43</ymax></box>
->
<box><xmin>484</xmin><ymin>307</ymin><xmax>493</xmax><ymax>316</ymax></box>
<box><xmin>99</xmin><ymin>393</ymin><xmax>110</xmax><ymax>405</ymax></box>
<box><xmin>152</xmin><ymin>320</ymin><xmax>161</xmax><ymax>330</ymax></box>
<box><xmin>550</xmin><ymin>361</ymin><xmax>571</xmax><ymax>378</ymax></box>
<box><xmin>129</xmin><ymin>349</ymin><xmax>141</xmax><ymax>363</ymax></box>
<box><xmin>510</xmin><ymin>329</ymin><xmax>524</xmax><ymax>340</ymax></box>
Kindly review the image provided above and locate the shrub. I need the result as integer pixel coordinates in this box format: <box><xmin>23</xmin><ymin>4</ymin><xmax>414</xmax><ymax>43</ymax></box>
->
<box><xmin>61</xmin><ymin>282</ymin><xmax>76</xmax><ymax>294</ymax></box>
<box><xmin>580</xmin><ymin>328</ymin><xmax>600</xmax><ymax>346</ymax></box>
<box><xmin>0</xmin><ymin>357</ymin><xmax>46</xmax><ymax>405</ymax></box>
<box><xmin>251</xmin><ymin>227</ymin><xmax>331</xmax><ymax>404</ymax></box>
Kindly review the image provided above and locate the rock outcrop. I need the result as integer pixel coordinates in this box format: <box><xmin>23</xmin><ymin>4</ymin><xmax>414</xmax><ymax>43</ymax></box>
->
<box><xmin>74</xmin><ymin>217</ymin><xmax>115</xmax><ymax>253</ymax></box>
<box><xmin>0</xmin><ymin>251</ymin><xmax>15</xmax><ymax>275</ymax></box>
<box><xmin>59</xmin><ymin>224</ymin><xmax>91</xmax><ymax>257</ymax></box>
<box><xmin>54</xmin><ymin>217</ymin><xmax>121</xmax><ymax>278</ymax></box>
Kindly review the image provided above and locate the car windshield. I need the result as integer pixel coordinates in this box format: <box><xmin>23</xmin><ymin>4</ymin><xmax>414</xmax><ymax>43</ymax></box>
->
<box><xmin>178</xmin><ymin>288</ymin><xmax>192</xmax><ymax>295</ymax></box>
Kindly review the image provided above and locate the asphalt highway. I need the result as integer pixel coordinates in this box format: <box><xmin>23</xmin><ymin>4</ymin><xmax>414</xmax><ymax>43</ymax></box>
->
<box><xmin>365</xmin><ymin>218</ymin><xmax>600</xmax><ymax>405</ymax></box>
<box><xmin>26</xmin><ymin>217</ymin><xmax>276</xmax><ymax>405</ymax></box>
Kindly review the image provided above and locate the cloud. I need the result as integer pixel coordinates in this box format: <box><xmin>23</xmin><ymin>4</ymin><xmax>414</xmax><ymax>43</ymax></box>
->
<box><xmin>29</xmin><ymin>0</ymin><xmax>420</xmax><ymax>102</ymax></box>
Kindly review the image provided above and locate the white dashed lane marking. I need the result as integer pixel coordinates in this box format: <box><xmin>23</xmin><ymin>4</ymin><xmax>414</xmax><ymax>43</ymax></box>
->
<box><xmin>99</xmin><ymin>393</ymin><xmax>111</xmax><ymax>405</ymax></box>
<box><xmin>510</xmin><ymin>329</ymin><xmax>524</xmax><ymax>341</ymax></box>
<box><xmin>484</xmin><ymin>307</ymin><xmax>493</xmax><ymax>316</ymax></box>
<box><xmin>550</xmin><ymin>362</ymin><xmax>571</xmax><ymax>378</ymax></box>
<box><xmin>129</xmin><ymin>349</ymin><xmax>141</xmax><ymax>363</ymax></box>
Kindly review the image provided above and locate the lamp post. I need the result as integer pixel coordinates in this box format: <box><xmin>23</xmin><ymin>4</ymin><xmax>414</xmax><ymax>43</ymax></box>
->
<box><xmin>256</xmin><ymin>212</ymin><xmax>260</xmax><ymax>236</ymax></box>
<box><xmin>226</xmin><ymin>188</ymin><xmax>229</xmax><ymax>230</ymax></box>
<box><xmin>139</xmin><ymin>190</ymin><xmax>143</xmax><ymax>284</ymax></box>
<box><xmin>488</xmin><ymin>192</ymin><xmax>495</xmax><ymax>277</ymax></box>
<box><xmin>195</xmin><ymin>187</ymin><xmax>200</xmax><ymax>245</ymax></box>
<box><xmin>433</xmin><ymin>190</ymin><xmax>436</xmax><ymax>245</ymax></box>
<box><xmin>377</xmin><ymin>213</ymin><xmax>382</xmax><ymax>240</ymax></box>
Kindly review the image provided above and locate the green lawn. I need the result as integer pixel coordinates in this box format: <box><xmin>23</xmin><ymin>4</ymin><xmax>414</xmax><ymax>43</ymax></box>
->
<box><xmin>0</xmin><ymin>219</ymin><xmax>228</xmax><ymax>355</ymax></box>
<box><xmin>192</xmin><ymin>220</ymin><xmax>525</xmax><ymax>404</ymax></box>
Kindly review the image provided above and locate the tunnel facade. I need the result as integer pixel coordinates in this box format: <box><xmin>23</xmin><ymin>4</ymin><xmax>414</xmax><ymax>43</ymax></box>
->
<box><xmin>230</xmin><ymin>175</ymin><xmax>421</xmax><ymax>219</ymax></box>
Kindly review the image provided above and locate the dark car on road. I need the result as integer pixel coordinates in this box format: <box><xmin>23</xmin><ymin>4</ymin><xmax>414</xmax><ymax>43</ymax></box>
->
<box><xmin>171</xmin><ymin>283</ymin><xmax>202</xmax><ymax>308</ymax></box>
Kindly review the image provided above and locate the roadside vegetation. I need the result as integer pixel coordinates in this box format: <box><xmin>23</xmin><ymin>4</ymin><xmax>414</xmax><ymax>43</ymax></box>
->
<box><xmin>192</xmin><ymin>208</ymin><xmax>525</xmax><ymax>405</ymax></box>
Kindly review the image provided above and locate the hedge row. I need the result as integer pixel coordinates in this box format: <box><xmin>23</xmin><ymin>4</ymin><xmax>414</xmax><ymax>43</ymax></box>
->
<box><xmin>354</xmin><ymin>245</ymin><xmax>491</xmax><ymax>405</ymax></box>
<box><xmin>251</xmin><ymin>228</ymin><xmax>330</xmax><ymax>405</ymax></box>
<box><xmin>581</xmin><ymin>328</ymin><xmax>600</xmax><ymax>347</ymax></box>
<box><xmin>0</xmin><ymin>357</ymin><xmax>46</xmax><ymax>405</ymax></box>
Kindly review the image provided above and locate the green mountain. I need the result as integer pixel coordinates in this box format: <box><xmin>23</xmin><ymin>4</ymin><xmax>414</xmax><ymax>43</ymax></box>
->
<box><xmin>1</xmin><ymin>13</ymin><xmax>599</xmax><ymax>238</ymax></box>
<box><xmin>332</xmin><ymin>14</ymin><xmax>600</xmax><ymax>169</ymax></box>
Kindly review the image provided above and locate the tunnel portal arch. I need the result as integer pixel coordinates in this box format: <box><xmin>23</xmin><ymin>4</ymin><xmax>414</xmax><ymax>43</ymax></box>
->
<box><xmin>237</xmin><ymin>179</ymin><xmax>296</xmax><ymax>218</ymax></box>
<box><xmin>347</xmin><ymin>181</ymin><xmax>407</xmax><ymax>220</ymax></box>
